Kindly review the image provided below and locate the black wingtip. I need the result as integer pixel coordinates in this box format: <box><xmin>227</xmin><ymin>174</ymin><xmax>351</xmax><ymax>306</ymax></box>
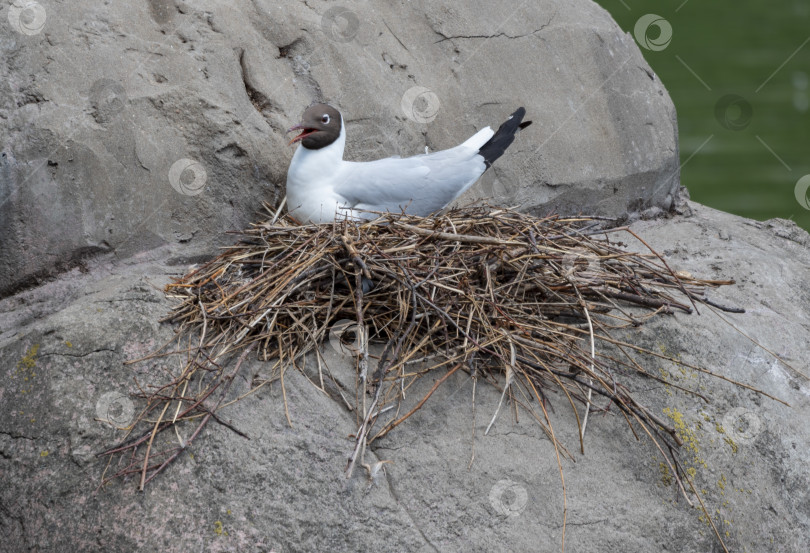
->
<box><xmin>479</xmin><ymin>107</ymin><xmax>531</xmax><ymax>169</ymax></box>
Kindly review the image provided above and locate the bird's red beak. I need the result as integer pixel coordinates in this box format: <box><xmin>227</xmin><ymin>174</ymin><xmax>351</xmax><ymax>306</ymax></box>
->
<box><xmin>287</xmin><ymin>123</ymin><xmax>316</xmax><ymax>145</ymax></box>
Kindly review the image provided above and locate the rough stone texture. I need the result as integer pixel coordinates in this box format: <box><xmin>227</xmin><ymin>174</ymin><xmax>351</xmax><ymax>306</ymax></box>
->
<box><xmin>4</xmin><ymin>1</ymin><xmax>789</xmax><ymax>551</ymax></box>
<box><xmin>1</xmin><ymin>202</ymin><xmax>808</xmax><ymax>552</ymax></box>
<box><xmin>0</xmin><ymin>0</ymin><xmax>677</xmax><ymax>296</ymax></box>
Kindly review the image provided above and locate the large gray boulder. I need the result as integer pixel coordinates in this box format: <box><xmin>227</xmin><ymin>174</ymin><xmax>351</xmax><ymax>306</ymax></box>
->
<box><xmin>11</xmin><ymin>2</ymin><xmax>799</xmax><ymax>552</ymax></box>
<box><xmin>1</xmin><ymin>202</ymin><xmax>808</xmax><ymax>552</ymax></box>
<box><xmin>1</xmin><ymin>0</ymin><xmax>677</xmax><ymax>295</ymax></box>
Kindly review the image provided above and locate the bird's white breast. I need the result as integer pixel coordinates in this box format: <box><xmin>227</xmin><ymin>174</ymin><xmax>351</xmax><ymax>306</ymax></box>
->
<box><xmin>286</xmin><ymin>123</ymin><xmax>350</xmax><ymax>223</ymax></box>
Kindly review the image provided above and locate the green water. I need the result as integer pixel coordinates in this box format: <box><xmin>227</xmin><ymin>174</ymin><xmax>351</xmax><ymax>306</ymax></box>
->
<box><xmin>595</xmin><ymin>0</ymin><xmax>810</xmax><ymax>232</ymax></box>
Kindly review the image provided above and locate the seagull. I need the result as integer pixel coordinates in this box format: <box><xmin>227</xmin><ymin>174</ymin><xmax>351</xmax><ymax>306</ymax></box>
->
<box><xmin>285</xmin><ymin>103</ymin><xmax>531</xmax><ymax>223</ymax></box>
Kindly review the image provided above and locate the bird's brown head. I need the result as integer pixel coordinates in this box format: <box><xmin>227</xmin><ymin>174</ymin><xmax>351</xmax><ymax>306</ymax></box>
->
<box><xmin>287</xmin><ymin>103</ymin><xmax>342</xmax><ymax>150</ymax></box>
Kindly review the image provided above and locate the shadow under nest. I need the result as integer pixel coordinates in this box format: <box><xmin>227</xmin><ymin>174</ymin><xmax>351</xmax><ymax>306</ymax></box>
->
<box><xmin>100</xmin><ymin>204</ymin><xmax>771</xmax><ymax>546</ymax></box>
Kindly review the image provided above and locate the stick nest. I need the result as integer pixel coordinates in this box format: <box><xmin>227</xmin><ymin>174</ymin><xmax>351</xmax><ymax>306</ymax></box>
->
<box><xmin>101</xmin><ymin>205</ymin><xmax>746</xmax><ymax>500</ymax></box>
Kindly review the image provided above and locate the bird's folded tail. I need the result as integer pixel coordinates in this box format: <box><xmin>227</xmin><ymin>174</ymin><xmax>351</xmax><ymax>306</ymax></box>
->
<box><xmin>478</xmin><ymin>107</ymin><xmax>532</xmax><ymax>169</ymax></box>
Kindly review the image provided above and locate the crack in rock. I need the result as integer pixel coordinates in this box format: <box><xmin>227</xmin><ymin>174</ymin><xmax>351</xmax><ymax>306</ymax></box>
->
<box><xmin>0</xmin><ymin>431</ymin><xmax>39</xmax><ymax>441</ymax></box>
<box><xmin>39</xmin><ymin>348</ymin><xmax>118</xmax><ymax>359</ymax></box>
<box><xmin>434</xmin><ymin>13</ymin><xmax>556</xmax><ymax>44</ymax></box>
<box><xmin>381</xmin><ymin>468</ymin><xmax>441</xmax><ymax>553</ymax></box>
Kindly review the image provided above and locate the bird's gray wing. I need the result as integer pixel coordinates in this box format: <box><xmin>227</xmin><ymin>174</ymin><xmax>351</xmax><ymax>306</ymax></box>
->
<box><xmin>333</xmin><ymin>143</ymin><xmax>489</xmax><ymax>217</ymax></box>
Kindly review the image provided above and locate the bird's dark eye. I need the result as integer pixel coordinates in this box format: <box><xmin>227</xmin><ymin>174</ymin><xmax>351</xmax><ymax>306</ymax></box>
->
<box><xmin>321</xmin><ymin>114</ymin><xmax>330</xmax><ymax>124</ymax></box>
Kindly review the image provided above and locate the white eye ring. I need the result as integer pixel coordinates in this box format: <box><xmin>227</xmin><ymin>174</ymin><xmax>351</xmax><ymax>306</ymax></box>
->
<box><xmin>321</xmin><ymin>114</ymin><xmax>330</xmax><ymax>124</ymax></box>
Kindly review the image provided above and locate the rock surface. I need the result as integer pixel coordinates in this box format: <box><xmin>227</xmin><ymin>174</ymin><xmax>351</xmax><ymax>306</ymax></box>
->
<box><xmin>1</xmin><ymin>0</ymin><xmax>677</xmax><ymax>295</ymax></box>
<box><xmin>1</xmin><ymin>202</ymin><xmax>809</xmax><ymax>553</ymax></box>
<box><xmin>5</xmin><ymin>1</ymin><xmax>802</xmax><ymax>551</ymax></box>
